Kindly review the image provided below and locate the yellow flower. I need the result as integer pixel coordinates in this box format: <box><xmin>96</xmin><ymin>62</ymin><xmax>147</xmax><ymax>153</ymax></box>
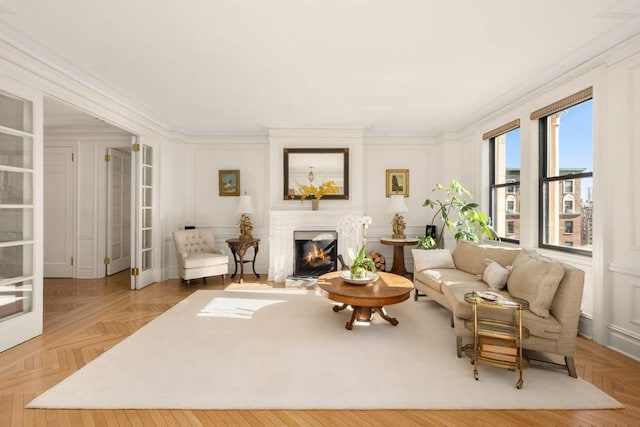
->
<box><xmin>298</xmin><ymin>180</ymin><xmax>340</xmax><ymax>201</ymax></box>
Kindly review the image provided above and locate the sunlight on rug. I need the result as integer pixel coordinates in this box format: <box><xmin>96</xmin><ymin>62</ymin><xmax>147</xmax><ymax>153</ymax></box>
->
<box><xmin>27</xmin><ymin>290</ymin><xmax>623</xmax><ymax>410</ymax></box>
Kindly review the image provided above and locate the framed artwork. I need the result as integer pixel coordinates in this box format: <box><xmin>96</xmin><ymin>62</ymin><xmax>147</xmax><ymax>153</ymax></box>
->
<box><xmin>218</xmin><ymin>170</ymin><xmax>240</xmax><ymax>196</ymax></box>
<box><xmin>386</xmin><ymin>169</ymin><xmax>409</xmax><ymax>197</ymax></box>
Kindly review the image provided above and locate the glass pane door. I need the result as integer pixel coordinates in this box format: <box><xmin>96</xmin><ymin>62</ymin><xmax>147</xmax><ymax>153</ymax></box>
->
<box><xmin>0</xmin><ymin>86</ymin><xmax>41</xmax><ymax>352</ymax></box>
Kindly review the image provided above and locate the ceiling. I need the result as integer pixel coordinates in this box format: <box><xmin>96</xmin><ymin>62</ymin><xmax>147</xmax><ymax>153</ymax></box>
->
<box><xmin>2</xmin><ymin>0</ymin><xmax>640</xmax><ymax>136</ymax></box>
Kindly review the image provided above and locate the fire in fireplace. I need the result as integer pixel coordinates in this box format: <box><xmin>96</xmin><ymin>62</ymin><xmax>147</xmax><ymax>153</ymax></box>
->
<box><xmin>293</xmin><ymin>230</ymin><xmax>338</xmax><ymax>278</ymax></box>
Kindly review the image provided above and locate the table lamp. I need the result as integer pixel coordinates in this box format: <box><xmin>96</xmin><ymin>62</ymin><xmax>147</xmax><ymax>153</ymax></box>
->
<box><xmin>388</xmin><ymin>194</ymin><xmax>408</xmax><ymax>239</ymax></box>
<box><xmin>237</xmin><ymin>194</ymin><xmax>255</xmax><ymax>240</ymax></box>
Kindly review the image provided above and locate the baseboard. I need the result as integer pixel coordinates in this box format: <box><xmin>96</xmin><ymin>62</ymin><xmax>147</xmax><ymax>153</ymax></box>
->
<box><xmin>579</xmin><ymin>314</ymin><xmax>640</xmax><ymax>361</ymax></box>
<box><xmin>578</xmin><ymin>313</ymin><xmax>593</xmax><ymax>339</ymax></box>
<box><xmin>606</xmin><ymin>325</ymin><xmax>640</xmax><ymax>361</ymax></box>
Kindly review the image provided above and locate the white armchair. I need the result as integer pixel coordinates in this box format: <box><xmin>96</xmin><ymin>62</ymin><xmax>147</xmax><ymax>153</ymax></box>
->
<box><xmin>173</xmin><ymin>228</ymin><xmax>229</xmax><ymax>286</ymax></box>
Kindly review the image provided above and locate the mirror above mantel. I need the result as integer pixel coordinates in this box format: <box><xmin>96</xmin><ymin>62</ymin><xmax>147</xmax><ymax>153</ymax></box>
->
<box><xmin>283</xmin><ymin>148</ymin><xmax>349</xmax><ymax>200</ymax></box>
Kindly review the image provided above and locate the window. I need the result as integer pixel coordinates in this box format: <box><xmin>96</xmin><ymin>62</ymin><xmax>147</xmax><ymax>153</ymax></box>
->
<box><xmin>487</xmin><ymin>120</ymin><xmax>520</xmax><ymax>243</ymax></box>
<box><xmin>563</xmin><ymin>180</ymin><xmax>574</xmax><ymax>194</ymax></box>
<box><xmin>535</xmin><ymin>88</ymin><xmax>593</xmax><ymax>254</ymax></box>
<box><xmin>564</xmin><ymin>220</ymin><xmax>573</xmax><ymax>234</ymax></box>
<box><xmin>563</xmin><ymin>195</ymin><xmax>574</xmax><ymax>213</ymax></box>
<box><xmin>506</xmin><ymin>196</ymin><xmax>516</xmax><ymax>213</ymax></box>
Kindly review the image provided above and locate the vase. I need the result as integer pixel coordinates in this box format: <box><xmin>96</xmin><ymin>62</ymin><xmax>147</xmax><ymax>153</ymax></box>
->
<box><xmin>312</xmin><ymin>199</ymin><xmax>319</xmax><ymax>210</ymax></box>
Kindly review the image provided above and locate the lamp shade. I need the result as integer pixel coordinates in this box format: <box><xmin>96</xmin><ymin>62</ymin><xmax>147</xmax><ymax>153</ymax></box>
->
<box><xmin>236</xmin><ymin>195</ymin><xmax>255</xmax><ymax>214</ymax></box>
<box><xmin>388</xmin><ymin>194</ymin><xmax>408</xmax><ymax>213</ymax></box>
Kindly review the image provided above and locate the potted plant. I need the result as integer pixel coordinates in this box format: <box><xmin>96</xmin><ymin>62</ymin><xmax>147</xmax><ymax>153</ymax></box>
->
<box><xmin>417</xmin><ymin>179</ymin><xmax>498</xmax><ymax>249</ymax></box>
<box><xmin>347</xmin><ymin>245</ymin><xmax>376</xmax><ymax>279</ymax></box>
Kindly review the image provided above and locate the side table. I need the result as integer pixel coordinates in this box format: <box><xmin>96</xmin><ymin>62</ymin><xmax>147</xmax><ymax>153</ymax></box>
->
<box><xmin>226</xmin><ymin>238</ymin><xmax>260</xmax><ymax>284</ymax></box>
<box><xmin>379</xmin><ymin>237</ymin><xmax>419</xmax><ymax>277</ymax></box>
<box><xmin>464</xmin><ymin>291</ymin><xmax>529</xmax><ymax>389</ymax></box>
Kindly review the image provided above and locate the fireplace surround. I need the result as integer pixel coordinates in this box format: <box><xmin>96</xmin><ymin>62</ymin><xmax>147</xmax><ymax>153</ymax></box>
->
<box><xmin>268</xmin><ymin>210</ymin><xmax>363</xmax><ymax>282</ymax></box>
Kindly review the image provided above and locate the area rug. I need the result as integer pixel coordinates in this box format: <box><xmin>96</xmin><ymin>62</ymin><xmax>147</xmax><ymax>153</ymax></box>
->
<box><xmin>27</xmin><ymin>289</ymin><xmax>622</xmax><ymax>410</ymax></box>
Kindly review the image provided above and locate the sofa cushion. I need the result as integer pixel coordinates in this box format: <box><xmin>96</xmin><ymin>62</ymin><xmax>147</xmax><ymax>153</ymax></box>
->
<box><xmin>183</xmin><ymin>253</ymin><xmax>229</xmax><ymax>268</ymax></box>
<box><xmin>452</xmin><ymin>241</ymin><xmax>523</xmax><ymax>275</ymax></box>
<box><xmin>412</xmin><ymin>249</ymin><xmax>455</xmax><ymax>272</ymax></box>
<box><xmin>482</xmin><ymin>260</ymin><xmax>512</xmax><ymax>290</ymax></box>
<box><xmin>415</xmin><ymin>268</ymin><xmax>479</xmax><ymax>293</ymax></box>
<box><xmin>507</xmin><ymin>250</ymin><xmax>565</xmax><ymax>318</ymax></box>
<box><xmin>442</xmin><ymin>281</ymin><xmax>491</xmax><ymax>319</ymax></box>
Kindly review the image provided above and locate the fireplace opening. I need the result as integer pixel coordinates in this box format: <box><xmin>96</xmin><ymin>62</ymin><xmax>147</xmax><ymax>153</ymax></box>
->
<box><xmin>293</xmin><ymin>230</ymin><xmax>338</xmax><ymax>278</ymax></box>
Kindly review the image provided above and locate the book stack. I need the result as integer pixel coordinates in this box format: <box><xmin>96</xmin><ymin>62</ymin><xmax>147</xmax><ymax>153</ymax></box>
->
<box><xmin>479</xmin><ymin>338</ymin><xmax>517</xmax><ymax>362</ymax></box>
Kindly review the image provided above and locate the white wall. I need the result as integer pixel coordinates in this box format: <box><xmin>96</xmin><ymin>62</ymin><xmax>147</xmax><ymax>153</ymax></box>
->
<box><xmin>460</xmin><ymin>35</ymin><xmax>640</xmax><ymax>359</ymax></box>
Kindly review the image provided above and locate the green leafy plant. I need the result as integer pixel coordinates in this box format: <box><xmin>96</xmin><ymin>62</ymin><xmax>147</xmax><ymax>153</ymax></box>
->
<box><xmin>417</xmin><ymin>179</ymin><xmax>498</xmax><ymax>249</ymax></box>
<box><xmin>347</xmin><ymin>245</ymin><xmax>376</xmax><ymax>278</ymax></box>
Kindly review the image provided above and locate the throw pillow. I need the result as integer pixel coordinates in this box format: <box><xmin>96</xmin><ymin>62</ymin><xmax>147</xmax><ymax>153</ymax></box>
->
<box><xmin>507</xmin><ymin>249</ymin><xmax>565</xmax><ymax>318</ymax></box>
<box><xmin>482</xmin><ymin>259</ymin><xmax>512</xmax><ymax>290</ymax></box>
<box><xmin>411</xmin><ymin>249</ymin><xmax>455</xmax><ymax>272</ymax></box>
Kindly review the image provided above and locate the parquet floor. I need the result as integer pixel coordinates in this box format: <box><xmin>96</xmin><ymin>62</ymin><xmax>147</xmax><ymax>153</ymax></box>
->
<box><xmin>1</xmin><ymin>272</ymin><xmax>639</xmax><ymax>426</ymax></box>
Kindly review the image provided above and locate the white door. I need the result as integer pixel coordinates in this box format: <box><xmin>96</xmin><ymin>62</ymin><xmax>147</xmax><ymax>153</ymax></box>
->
<box><xmin>106</xmin><ymin>148</ymin><xmax>131</xmax><ymax>275</ymax></box>
<box><xmin>131</xmin><ymin>139</ymin><xmax>155</xmax><ymax>289</ymax></box>
<box><xmin>43</xmin><ymin>146</ymin><xmax>74</xmax><ymax>277</ymax></box>
<box><xmin>0</xmin><ymin>82</ymin><xmax>43</xmax><ymax>352</ymax></box>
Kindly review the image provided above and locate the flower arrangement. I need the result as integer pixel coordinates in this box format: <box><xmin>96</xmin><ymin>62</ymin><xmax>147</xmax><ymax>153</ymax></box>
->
<box><xmin>297</xmin><ymin>180</ymin><xmax>340</xmax><ymax>201</ymax></box>
<box><xmin>341</xmin><ymin>215</ymin><xmax>375</xmax><ymax>279</ymax></box>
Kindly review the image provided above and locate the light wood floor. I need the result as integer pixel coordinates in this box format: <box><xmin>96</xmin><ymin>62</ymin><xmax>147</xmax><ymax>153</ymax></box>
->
<box><xmin>1</xmin><ymin>272</ymin><xmax>639</xmax><ymax>426</ymax></box>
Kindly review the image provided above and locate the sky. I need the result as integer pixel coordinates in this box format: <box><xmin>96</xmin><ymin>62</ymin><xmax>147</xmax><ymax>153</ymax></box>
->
<box><xmin>505</xmin><ymin>99</ymin><xmax>593</xmax><ymax>171</ymax></box>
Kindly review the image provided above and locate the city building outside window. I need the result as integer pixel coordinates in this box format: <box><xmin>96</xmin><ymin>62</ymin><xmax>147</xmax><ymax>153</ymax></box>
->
<box><xmin>486</xmin><ymin>120</ymin><xmax>520</xmax><ymax>243</ymax></box>
<box><xmin>534</xmin><ymin>88</ymin><xmax>593</xmax><ymax>255</ymax></box>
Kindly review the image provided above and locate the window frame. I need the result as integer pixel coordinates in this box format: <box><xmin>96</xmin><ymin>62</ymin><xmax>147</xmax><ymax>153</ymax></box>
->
<box><xmin>537</xmin><ymin>108</ymin><xmax>593</xmax><ymax>256</ymax></box>
<box><xmin>489</xmin><ymin>129</ymin><xmax>520</xmax><ymax>244</ymax></box>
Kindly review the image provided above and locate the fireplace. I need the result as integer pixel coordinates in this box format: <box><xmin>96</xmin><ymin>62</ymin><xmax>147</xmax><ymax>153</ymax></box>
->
<box><xmin>293</xmin><ymin>230</ymin><xmax>338</xmax><ymax>278</ymax></box>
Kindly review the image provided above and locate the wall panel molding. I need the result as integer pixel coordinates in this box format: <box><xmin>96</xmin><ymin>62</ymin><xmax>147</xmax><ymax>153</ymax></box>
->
<box><xmin>609</xmin><ymin>262</ymin><xmax>640</xmax><ymax>277</ymax></box>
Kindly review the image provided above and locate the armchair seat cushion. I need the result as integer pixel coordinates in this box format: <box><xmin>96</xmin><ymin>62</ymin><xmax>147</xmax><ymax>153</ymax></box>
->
<box><xmin>183</xmin><ymin>253</ymin><xmax>229</xmax><ymax>269</ymax></box>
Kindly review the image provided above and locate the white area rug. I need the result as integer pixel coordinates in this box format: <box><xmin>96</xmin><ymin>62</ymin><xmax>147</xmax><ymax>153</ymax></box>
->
<box><xmin>27</xmin><ymin>289</ymin><xmax>622</xmax><ymax>410</ymax></box>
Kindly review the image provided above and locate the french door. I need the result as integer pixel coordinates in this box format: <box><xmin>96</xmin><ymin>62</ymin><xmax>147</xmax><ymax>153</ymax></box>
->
<box><xmin>0</xmin><ymin>81</ymin><xmax>42</xmax><ymax>352</ymax></box>
<box><xmin>131</xmin><ymin>138</ymin><xmax>155</xmax><ymax>289</ymax></box>
<box><xmin>106</xmin><ymin>148</ymin><xmax>131</xmax><ymax>275</ymax></box>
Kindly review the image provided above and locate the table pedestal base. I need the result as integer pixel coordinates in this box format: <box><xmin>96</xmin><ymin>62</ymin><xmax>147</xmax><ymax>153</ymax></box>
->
<box><xmin>333</xmin><ymin>303</ymin><xmax>399</xmax><ymax>330</ymax></box>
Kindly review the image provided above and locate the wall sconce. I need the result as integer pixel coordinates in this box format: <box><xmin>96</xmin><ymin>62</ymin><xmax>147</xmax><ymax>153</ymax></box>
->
<box><xmin>237</xmin><ymin>194</ymin><xmax>255</xmax><ymax>240</ymax></box>
<box><xmin>388</xmin><ymin>194</ymin><xmax>408</xmax><ymax>239</ymax></box>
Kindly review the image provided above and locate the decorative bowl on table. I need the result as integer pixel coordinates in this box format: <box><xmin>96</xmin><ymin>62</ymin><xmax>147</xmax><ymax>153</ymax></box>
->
<box><xmin>340</xmin><ymin>271</ymin><xmax>379</xmax><ymax>285</ymax></box>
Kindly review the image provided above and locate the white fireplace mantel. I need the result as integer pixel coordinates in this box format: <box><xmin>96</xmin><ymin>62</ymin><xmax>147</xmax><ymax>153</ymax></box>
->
<box><xmin>268</xmin><ymin>209</ymin><xmax>363</xmax><ymax>282</ymax></box>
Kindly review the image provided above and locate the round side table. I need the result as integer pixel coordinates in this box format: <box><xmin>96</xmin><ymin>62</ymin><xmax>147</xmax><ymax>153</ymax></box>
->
<box><xmin>380</xmin><ymin>237</ymin><xmax>419</xmax><ymax>277</ymax></box>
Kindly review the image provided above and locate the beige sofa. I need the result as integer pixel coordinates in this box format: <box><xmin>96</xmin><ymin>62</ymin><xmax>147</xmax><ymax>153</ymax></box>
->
<box><xmin>412</xmin><ymin>241</ymin><xmax>585</xmax><ymax>377</ymax></box>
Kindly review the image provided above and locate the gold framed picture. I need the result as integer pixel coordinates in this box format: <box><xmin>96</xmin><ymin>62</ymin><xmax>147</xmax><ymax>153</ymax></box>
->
<box><xmin>218</xmin><ymin>170</ymin><xmax>240</xmax><ymax>196</ymax></box>
<box><xmin>386</xmin><ymin>169</ymin><xmax>409</xmax><ymax>197</ymax></box>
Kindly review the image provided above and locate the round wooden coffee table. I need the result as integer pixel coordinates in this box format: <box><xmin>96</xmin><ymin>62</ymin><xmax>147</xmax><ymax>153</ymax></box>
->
<box><xmin>317</xmin><ymin>271</ymin><xmax>414</xmax><ymax>330</ymax></box>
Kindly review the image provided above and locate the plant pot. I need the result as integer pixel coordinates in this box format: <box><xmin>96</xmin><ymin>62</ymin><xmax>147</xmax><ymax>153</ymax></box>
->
<box><xmin>312</xmin><ymin>199</ymin><xmax>319</xmax><ymax>210</ymax></box>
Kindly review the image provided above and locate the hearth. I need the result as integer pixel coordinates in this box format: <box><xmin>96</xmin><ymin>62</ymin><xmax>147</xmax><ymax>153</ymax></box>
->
<box><xmin>293</xmin><ymin>230</ymin><xmax>338</xmax><ymax>277</ymax></box>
